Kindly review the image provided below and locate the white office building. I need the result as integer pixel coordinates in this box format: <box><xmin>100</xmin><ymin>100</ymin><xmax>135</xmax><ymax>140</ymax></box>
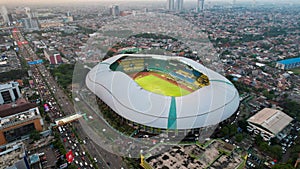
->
<box><xmin>0</xmin><ymin>82</ymin><xmax>21</xmax><ymax>105</ymax></box>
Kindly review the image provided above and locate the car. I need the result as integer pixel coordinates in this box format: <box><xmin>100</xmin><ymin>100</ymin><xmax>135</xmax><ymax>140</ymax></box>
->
<box><xmin>247</xmin><ymin>161</ymin><xmax>251</xmax><ymax>166</ymax></box>
<box><xmin>69</xmin><ymin>140</ymin><xmax>72</xmax><ymax>144</ymax></box>
<box><xmin>71</xmin><ymin>146</ymin><xmax>75</xmax><ymax>150</ymax></box>
<box><xmin>75</xmin><ymin>152</ymin><xmax>79</xmax><ymax>156</ymax></box>
<box><xmin>74</xmin><ymin>143</ymin><xmax>77</xmax><ymax>147</ymax></box>
<box><xmin>82</xmin><ymin>151</ymin><xmax>85</xmax><ymax>155</ymax></box>
<box><xmin>79</xmin><ymin>162</ymin><xmax>83</xmax><ymax>167</ymax></box>
<box><xmin>75</xmin><ymin>160</ymin><xmax>78</xmax><ymax>164</ymax></box>
<box><xmin>85</xmin><ymin>162</ymin><xmax>88</xmax><ymax>166</ymax></box>
<box><xmin>83</xmin><ymin>140</ymin><xmax>86</xmax><ymax>144</ymax></box>
<box><xmin>42</xmin><ymin>156</ymin><xmax>47</xmax><ymax>161</ymax></box>
<box><xmin>90</xmin><ymin>164</ymin><xmax>93</xmax><ymax>168</ymax></box>
<box><xmin>93</xmin><ymin>157</ymin><xmax>97</xmax><ymax>163</ymax></box>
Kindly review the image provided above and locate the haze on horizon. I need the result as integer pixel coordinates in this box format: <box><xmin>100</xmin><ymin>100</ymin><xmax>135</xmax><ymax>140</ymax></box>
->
<box><xmin>1</xmin><ymin>0</ymin><xmax>300</xmax><ymax>6</ymax></box>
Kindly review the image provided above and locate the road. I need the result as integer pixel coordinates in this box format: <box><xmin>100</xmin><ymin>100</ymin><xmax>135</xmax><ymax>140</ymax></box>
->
<box><xmin>11</xmin><ymin>28</ymin><xmax>125</xmax><ymax>169</ymax></box>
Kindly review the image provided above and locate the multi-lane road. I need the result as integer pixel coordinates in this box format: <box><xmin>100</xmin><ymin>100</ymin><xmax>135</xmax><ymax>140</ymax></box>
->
<box><xmin>12</xmin><ymin>28</ymin><xmax>125</xmax><ymax>169</ymax></box>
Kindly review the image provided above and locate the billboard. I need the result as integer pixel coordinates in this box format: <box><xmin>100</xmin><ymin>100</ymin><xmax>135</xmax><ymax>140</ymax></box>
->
<box><xmin>28</xmin><ymin>59</ymin><xmax>43</xmax><ymax>65</ymax></box>
<box><xmin>44</xmin><ymin>103</ymin><xmax>49</xmax><ymax>112</ymax></box>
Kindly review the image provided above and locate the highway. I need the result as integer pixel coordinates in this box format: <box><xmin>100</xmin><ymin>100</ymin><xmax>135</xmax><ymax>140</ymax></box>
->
<box><xmin>11</xmin><ymin>28</ymin><xmax>125</xmax><ymax>169</ymax></box>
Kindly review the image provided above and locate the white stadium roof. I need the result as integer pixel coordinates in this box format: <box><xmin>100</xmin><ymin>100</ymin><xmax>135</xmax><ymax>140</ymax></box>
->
<box><xmin>86</xmin><ymin>54</ymin><xmax>239</xmax><ymax>130</ymax></box>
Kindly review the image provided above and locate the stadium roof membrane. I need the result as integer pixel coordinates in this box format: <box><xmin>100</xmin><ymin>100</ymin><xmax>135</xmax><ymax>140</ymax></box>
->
<box><xmin>86</xmin><ymin>54</ymin><xmax>240</xmax><ymax>130</ymax></box>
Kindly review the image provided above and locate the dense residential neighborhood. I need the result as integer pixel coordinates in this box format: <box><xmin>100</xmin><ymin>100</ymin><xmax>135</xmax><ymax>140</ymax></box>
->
<box><xmin>0</xmin><ymin>1</ymin><xmax>300</xmax><ymax>169</ymax></box>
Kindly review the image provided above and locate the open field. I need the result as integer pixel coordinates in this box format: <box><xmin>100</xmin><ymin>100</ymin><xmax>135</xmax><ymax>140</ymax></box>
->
<box><xmin>134</xmin><ymin>73</ymin><xmax>190</xmax><ymax>97</ymax></box>
<box><xmin>291</xmin><ymin>68</ymin><xmax>300</xmax><ymax>75</ymax></box>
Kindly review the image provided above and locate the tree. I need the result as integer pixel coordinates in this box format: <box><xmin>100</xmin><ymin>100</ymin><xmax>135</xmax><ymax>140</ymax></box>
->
<box><xmin>258</xmin><ymin>142</ymin><xmax>269</xmax><ymax>152</ymax></box>
<box><xmin>235</xmin><ymin>133</ymin><xmax>244</xmax><ymax>143</ymax></box>
<box><xmin>237</xmin><ymin>120</ymin><xmax>248</xmax><ymax>131</ymax></box>
<box><xmin>272</xmin><ymin>163</ymin><xmax>294</xmax><ymax>169</ymax></box>
<box><xmin>269</xmin><ymin>145</ymin><xmax>283</xmax><ymax>160</ymax></box>
<box><xmin>45</xmin><ymin>114</ymin><xmax>51</xmax><ymax>122</ymax></box>
<box><xmin>220</xmin><ymin>126</ymin><xmax>229</xmax><ymax>137</ymax></box>
<box><xmin>228</xmin><ymin>124</ymin><xmax>238</xmax><ymax>136</ymax></box>
<box><xmin>255</xmin><ymin>135</ymin><xmax>263</xmax><ymax>146</ymax></box>
<box><xmin>67</xmin><ymin>164</ymin><xmax>77</xmax><ymax>169</ymax></box>
<box><xmin>30</xmin><ymin>130</ymin><xmax>41</xmax><ymax>141</ymax></box>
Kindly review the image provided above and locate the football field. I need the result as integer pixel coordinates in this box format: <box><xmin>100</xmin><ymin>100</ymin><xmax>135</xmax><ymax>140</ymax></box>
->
<box><xmin>134</xmin><ymin>74</ymin><xmax>191</xmax><ymax>97</ymax></box>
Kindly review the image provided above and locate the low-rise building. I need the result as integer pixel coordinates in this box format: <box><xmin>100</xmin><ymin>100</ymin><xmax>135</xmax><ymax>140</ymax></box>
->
<box><xmin>0</xmin><ymin>142</ymin><xmax>30</xmax><ymax>169</ymax></box>
<box><xmin>247</xmin><ymin>108</ymin><xmax>293</xmax><ymax>141</ymax></box>
<box><xmin>143</xmin><ymin>140</ymin><xmax>244</xmax><ymax>169</ymax></box>
<box><xmin>276</xmin><ymin>57</ymin><xmax>300</xmax><ymax>70</ymax></box>
<box><xmin>0</xmin><ymin>100</ymin><xmax>43</xmax><ymax>145</ymax></box>
<box><xmin>43</xmin><ymin>49</ymin><xmax>63</xmax><ymax>65</ymax></box>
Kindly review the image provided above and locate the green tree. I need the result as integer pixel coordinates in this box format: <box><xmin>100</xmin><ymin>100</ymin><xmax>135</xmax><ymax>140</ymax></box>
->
<box><xmin>272</xmin><ymin>163</ymin><xmax>294</xmax><ymax>169</ymax></box>
<box><xmin>220</xmin><ymin>126</ymin><xmax>229</xmax><ymax>137</ymax></box>
<box><xmin>237</xmin><ymin>120</ymin><xmax>248</xmax><ymax>131</ymax></box>
<box><xmin>228</xmin><ymin>124</ymin><xmax>238</xmax><ymax>136</ymax></box>
<box><xmin>67</xmin><ymin>164</ymin><xmax>77</xmax><ymax>169</ymax></box>
<box><xmin>258</xmin><ymin>142</ymin><xmax>269</xmax><ymax>152</ymax></box>
<box><xmin>235</xmin><ymin>133</ymin><xmax>244</xmax><ymax>143</ymax></box>
<box><xmin>45</xmin><ymin>114</ymin><xmax>51</xmax><ymax>122</ymax></box>
<box><xmin>269</xmin><ymin>145</ymin><xmax>283</xmax><ymax>160</ymax></box>
<box><xmin>30</xmin><ymin>130</ymin><xmax>41</xmax><ymax>141</ymax></box>
<box><xmin>255</xmin><ymin>135</ymin><xmax>263</xmax><ymax>146</ymax></box>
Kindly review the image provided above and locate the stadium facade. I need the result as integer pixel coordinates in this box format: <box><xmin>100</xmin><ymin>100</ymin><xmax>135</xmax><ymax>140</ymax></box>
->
<box><xmin>86</xmin><ymin>54</ymin><xmax>239</xmax><ymax>133</ymax></box>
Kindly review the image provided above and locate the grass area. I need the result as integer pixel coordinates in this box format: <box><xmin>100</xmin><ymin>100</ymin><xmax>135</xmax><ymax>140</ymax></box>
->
<box><xmin>134</xmin><ymin>74</ymin><xmax>190</xmax><ymax>97</ymax></box>
<box><xmin>291</xmin><ymin>68</ymin><xmax>300</xmax><ymax>75</ymax></box>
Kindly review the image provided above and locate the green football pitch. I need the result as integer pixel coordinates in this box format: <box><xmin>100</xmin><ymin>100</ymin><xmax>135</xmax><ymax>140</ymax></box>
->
<box><xmin>134</xmin><ymin>74</ymin><xmax>191</xmax><ymax>97</ymax></box>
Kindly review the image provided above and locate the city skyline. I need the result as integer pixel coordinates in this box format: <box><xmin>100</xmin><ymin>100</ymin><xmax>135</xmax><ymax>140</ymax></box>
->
<box><xmin>1</xmin><ymin>0</ymin><xmax>300</xmax><ymax>5</ymax></box>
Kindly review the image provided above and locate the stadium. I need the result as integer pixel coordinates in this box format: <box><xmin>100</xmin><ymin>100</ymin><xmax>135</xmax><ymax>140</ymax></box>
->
<box><xmin>86</xmin><ymin>54</ymin><xmax>239</xmax><ymax>134</ymax></box>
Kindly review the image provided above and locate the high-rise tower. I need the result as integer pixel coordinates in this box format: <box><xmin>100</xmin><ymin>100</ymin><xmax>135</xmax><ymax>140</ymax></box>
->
<box><xmin>167</xmin><ymin>0</ymin><xmax>175</xmax><ymax>11</ymax></box>
<box><xmin>232</xmin><ymin>0</ymin><xmax>237</xmax><ymax>7</ymax></box>
<box><xmin>110</xmin><ymin>5</ymin><xmax>120</xmax><ymax>16</ymax></box>
<box><xmin>197</xmin><ymin>0</ymin><xmax>204</xmax><ymax>13</ymax></box>
<box><xmin>175</xmin><ymin>0</ymin><xmax>183</xmax><ymax>11</ymax></box>
<box><xmin>24</xmin><ymin>7</ymin><xmax>32</xmax><ymax>19</ymax></box>
<box><xmin>1</xmin><ymin>6</ymin><xmax>9</xmax><ymax>24</ymax></box>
